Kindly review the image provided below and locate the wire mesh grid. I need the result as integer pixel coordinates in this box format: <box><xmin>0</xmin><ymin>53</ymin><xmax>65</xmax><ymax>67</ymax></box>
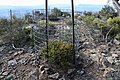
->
<box><xmin>32</xmin><ymin>8</ymin><xmax>81</xmax><ymax>63</ymax></box>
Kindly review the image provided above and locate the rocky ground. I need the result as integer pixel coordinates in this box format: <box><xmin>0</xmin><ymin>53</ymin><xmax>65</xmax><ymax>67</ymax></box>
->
<box><xmin>0</xmin><ymin>44</ymin><xmax>40</xmax><ymax>80</ymax></box>
<box><xmin>0</xmin><ymin>21</ymin><xmax>120</xmax><ymax>80</ymax></box>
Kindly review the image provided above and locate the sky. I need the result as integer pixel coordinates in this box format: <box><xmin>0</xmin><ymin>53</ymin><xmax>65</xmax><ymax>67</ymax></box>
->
<box><xmin>0</xmin><ymin>0</ymin><xmax>108</xmax><ymax>6</ymax></box>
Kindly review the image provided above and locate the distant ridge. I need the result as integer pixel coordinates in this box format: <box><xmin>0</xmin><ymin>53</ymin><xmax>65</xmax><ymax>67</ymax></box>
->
<box><xmin>0</xmin><ymin>4</ymin><xmax>104</xmax><ymax>18</ymax></box>
<box><xmin>0</xmin><ymin>4</ymin><xmax>104</xmax><ymax>10</ymax></box>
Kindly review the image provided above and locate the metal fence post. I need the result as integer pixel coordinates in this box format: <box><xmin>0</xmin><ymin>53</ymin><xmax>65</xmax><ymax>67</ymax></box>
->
<box><xmin>10</xmin><ymin>9</ymin><xmax>13</xmax><ymax>44</ymax></box>
<box><xmin>45</xmin><ymin>0</ymin><xmax>49</xmax><ymax>56</ymax></box>
<box><xmin>71</xmin><ymin>0</ymin><xmax>75</xmax><ymax>64</ymax></box>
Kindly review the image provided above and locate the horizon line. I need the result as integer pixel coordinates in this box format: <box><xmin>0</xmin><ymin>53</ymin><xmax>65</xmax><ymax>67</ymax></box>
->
<box><xmin>0</xmin><ymin>3</ymin><xmax>106</xmax><ymax>7</ymax></box>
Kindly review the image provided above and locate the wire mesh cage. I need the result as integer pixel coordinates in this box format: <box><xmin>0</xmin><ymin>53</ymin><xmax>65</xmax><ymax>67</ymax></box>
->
<box><xmin>32</xmin><ymin>0</ymin><xmax>80</xmax><ymax>65</ymax></box>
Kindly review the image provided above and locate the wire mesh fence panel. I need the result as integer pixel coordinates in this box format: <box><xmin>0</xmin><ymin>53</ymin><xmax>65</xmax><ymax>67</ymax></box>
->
<box><xmin>33</xmin><ymin>26</ymin><xmax>46</xmax><ymax>53</ymax></box>
<box><xmin>32</xmin><ymin>9</ymin><xmax>47</xmax><ymax>53</ymax></box>
<box><xmin>32</xmin><ymin>7</ymin><xmax>81</xmax><ymax>65</ymax></box>
<box><xmin>33</xmin><ymin>9</ymin><xmax>73</xmax><ymax>45</ymax></box>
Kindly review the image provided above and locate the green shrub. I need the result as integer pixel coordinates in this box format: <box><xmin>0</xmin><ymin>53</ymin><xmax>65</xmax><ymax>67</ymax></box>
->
<box><xmin>82</xmin><ymin>15</ymin><xmax>95</xmax><ymax>27</ymax></box>
<box><xmin>62</xmin><ymin>12</ymin><xmax>71</xmax><ymax>17</ymax></box>
<box><xmin>75</xmin><ymin>14</ymin><xmax>80</xmax><ymax>19</ymax></box>
<box><xmin>52</xmin><ymin>8</ymin><xmax>62</xmax><ymax>17</ymax></box>
<box><xmin>41</xmin><ymin>40</ymin><xmax>73</xmax><ymax>68</ymax></box>
<box><xmin>115</xmin><ymin>33</ymin><xmax>120</xmax><ymax>41</ymax></box>
<box><xmin>93</xmin><ymin>18</ymin><xmax>100</xmax><ymax>27</ymax></box>
<box><xmin>65</xmin><ymin>18</ymin><xmax>72</xmax><ymax>25</ymax></box>
<box><xmin>23</xmin><ymin>26</ymin><xmax>32</xmax><ymax>34</ymax></box>
<box><xmin>38</xmin><ymin>20</ymin><xmax>46</xmax><ymax>27</ymax></box>
<box><xmin>48</xmin><ymin>14</ymin><xmax>59</xmax><ymax>21</ymax></box>
<box><xmin>107</xmin><ymin>17</ymin><xmax>120</xmax><ymax>34</ymax></box>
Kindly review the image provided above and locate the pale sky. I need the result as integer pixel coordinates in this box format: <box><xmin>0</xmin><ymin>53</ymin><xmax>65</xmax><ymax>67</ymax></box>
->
<box><xmin>0</xmin><ymin>0</ymin><xmax>108</xmax><ymax>6</ymax></box>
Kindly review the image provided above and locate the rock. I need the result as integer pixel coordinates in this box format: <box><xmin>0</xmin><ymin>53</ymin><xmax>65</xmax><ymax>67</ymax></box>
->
<box><xmin>106</xmin><ymin>57</ymin><xmax>114</xmax><ymax>64</ymax></box>
<box><xmin>102</xmin><ymin>53</ymin><xmax>108</xmax><ymax>57</ymax></box>
<box><xmin>8</xmin><ymin>59</ymin><xmax>17</xmax><ymax>67</ymax></box>
<box><xmin>113</xmin><ymin>39</ymin><xmax>120</xmax><ymax>45</ymax></box>
<box><xmin>89</xmin><ymin>49</ymin><xmax>97</xmax><ymax>54</ymax></box>
<box><xmin>80</xmin><ymin>71</ymin><xmax>85</xmax><ymax>75</ymax></box>
<box><xmin>29</xmin><ymin>69</ymin><xmax>38</xmax><ymax>76</ymax></box>
<box><xmin>32</xmin><ymin>61</ymin><xmax>37</xmax><ymax>66</ymax></box>
<box><xmin>19</xmin><ymin>58</ymin><xmax>27</xmax><ymax>64</ymax></box>
<box><xmin>5</xmin><ymin>74</ymin><xmax>14</xmax><ymax>80</ymax></box>
<box><xmin>59</xmin><ymin>75</ymin><xmax>66</xmax><ymax>80</ymax></box>
<box><xmin>17</xmin><ymin>51</ymin><xmax>23</xmax><ymax>54</ymax></box>
<box><xmin>112</xmin><ymin>54</ymin><xmax>118</xmax><ymax>58</ymax></box>
<box><xmin>39</xmin><ymin>70</ymin><xmax>48</xmax><ymax>80</ymax></box>
<box><xmin>82</xmin><ymin>42</ymin><xmax>95</xmax><ymax>48</ymax></box>
<box><xmin>39</xmin><ymin>64</ymin><xmax>48</xmax><ymax>72</ymax></box>
<box><xmin>77</xmin><ymin>70</ymin><xmax>85</xmax><ymax>75</ymax></box>
<box><xmin>101</xmin><ymin>49</ymin><xmax>108</xmax><ymax>54</ymax></box>
<box><xmin>48</xmin><ymin>73</ymin><xmax>59</xmax><ymax>79</ymax></box>
<box><xmin>68</xmin><ymin>69</ymin><xmax>75</xmax><ymax>74</ymax></box>
<box><xmin>0</xmin><ymin>54</ymin><xmax>2</xmax><ymax>57</ymax></box>
<box><xmin>8</xmin><ymin>51</ymin><xmax>14</xmax><ymax>54</ymax></box>
<box><xmin>41</xmin><ymin>70</ymin><xmax>45</xmax><ymax>74</ymax></box>
<box><xmin>2</xmin><ymin>71</ymin><xmax>9</xmax><ymax>76</ymax></box>
<box><xmin>0</xmin><ymin>46</ymin><xmax>5</xmax><ymax>52</ymax></box>
<box><xmin>90</xmin><ymin>54</ymin><xmax>99</xmax><ymax>62</ymax></box>
<box><xmin>0</xmin><ymin>75</ymin><xmax>4</xmax><ymax>79</ymax></box>
<box><xmin>116</xmin><ymin>51</ymin><xmax>120</xmax><ymax>54</ymax></box>
<box><xmin>27</xmin><ymin>47</ymin><xmax>33</xmax><ymax>53</ymax></box>
<box><xmin>106</xmin><ymin>71</ymin><xmax>120</xmax><ymax>80</ymax></box>
<box><xmin>13</xmin><ymin>52</ymin><xmax>19</xmax><ymax>57</ymax></box>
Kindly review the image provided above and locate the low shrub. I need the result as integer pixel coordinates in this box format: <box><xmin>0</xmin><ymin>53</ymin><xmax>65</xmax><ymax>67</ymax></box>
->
<box><xmin>48</xmin><ymin>14</ymin><xmax>59</xmax><ymax>21</ymax></box>
<box><xmin>65</xmin><ymin>18</ymin><xmax>72</xmax><ymax>25</ymax></box>
<box><xmin>23</xmin><ymin>26</ymin><xmax>32</xmax><ymax>34</ymax></box>
<box><xmin>41</xmin><ymin>40</ymin><xmax>73</xmax><ymax>68</ymax></box>
<box><xmin>38</xmin><ymin>20</ymin><xmax>46</xmax><ymax>27</ymax></box>
<box><xmin>115</xmin><ymin>33</ymin><xmax>120</xmax><ymax>41</ymax></box>
<box><xmin>82</xmin><ymin>15</ymin><xmax>95</xmax><ymax>27</ymax></box>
